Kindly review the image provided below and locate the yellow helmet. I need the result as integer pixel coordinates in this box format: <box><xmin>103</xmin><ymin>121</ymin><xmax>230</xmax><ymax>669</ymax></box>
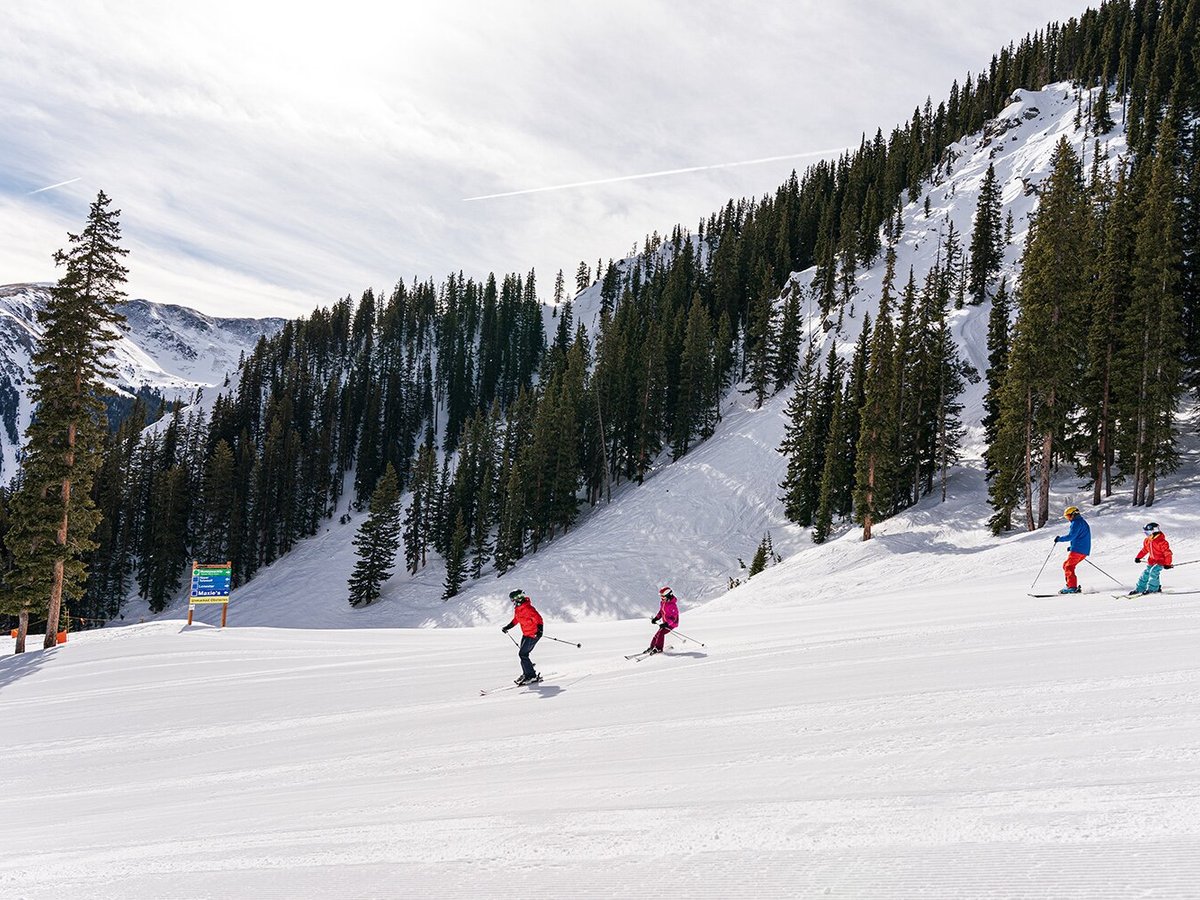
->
<box><xmin>1063</xmin><ymin>506</ymin><xmax>1079</xmax><ymax>518</ymax></box>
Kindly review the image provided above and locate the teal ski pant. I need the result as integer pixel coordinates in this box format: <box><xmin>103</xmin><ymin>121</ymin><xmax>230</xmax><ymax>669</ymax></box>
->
<box><xmin>1135</xmin><ymin>564</ymin><xmax>1163</xmax><ymax>593</ymax></box>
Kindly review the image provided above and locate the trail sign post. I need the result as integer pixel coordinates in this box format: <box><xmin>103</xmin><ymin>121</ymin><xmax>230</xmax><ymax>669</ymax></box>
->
<box><xmin>188</xmin><ymin>561</ymin><xmax>232</xmax><ymax>627</ymax></box>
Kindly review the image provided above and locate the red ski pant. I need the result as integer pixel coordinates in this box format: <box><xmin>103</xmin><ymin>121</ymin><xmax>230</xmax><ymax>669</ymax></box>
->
<box><xmin>1063</xmin><ymin>551</ymin><xmax>1087</xmax><ymax>589</ymax></box>
<box><xmin>650</xmin><ymin>625</ymin><xmax>671</xmax><ymax>652</ymax></box>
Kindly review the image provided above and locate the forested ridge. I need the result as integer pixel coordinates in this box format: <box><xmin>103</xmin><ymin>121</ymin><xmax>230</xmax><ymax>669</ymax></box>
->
<box><xmin>3</xmin><ymin>0</ymin><xmax>1197</xmax><ymax>627</ymax></box>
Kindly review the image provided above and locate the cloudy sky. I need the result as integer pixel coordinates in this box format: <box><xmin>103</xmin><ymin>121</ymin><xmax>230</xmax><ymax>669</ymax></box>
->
<box><xmin>1</xmin><ymin>1</ymin><xmax>1091</xmax><ymax>319</ymax></box>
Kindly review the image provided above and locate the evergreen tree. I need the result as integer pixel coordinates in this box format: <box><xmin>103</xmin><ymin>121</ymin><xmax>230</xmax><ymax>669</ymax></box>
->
<box><xmin>672</xmin><ymin>293</ymin><xmax>713</xmax><ymax>458</ymax></box>
<box><xmin>968</xmin><ymin>163</ymin><xmax>1004</xmax><ymax>304</ymax></box>
<box><xmin>1115</xmin><ymin>121</ymin><xmax>1185</xmax><ymax>505</ymax></box>
<box><xmin>6</xmin><ymin>192</ymin><xmax>128</xmax><ymax>651</ymax></box>
<box><xmin>995</xmin><ymin>139</ymin><xmax>1090</xmax><ymax>528</ymax></box>
<box><xmin>553</xmin><ymin>269</ymin><xmax>566</xmax><ymax>306</ymax></box>
<box><xmin>348</xmin><ymin>463</ymin><xmax>402</xmax><ymax>607</ymax></box>
<box><xmin>931</xmin><ymin>305</ymin><xmax>971</xmax><ymax>502</ymax></box>
<box><xmin>986</xmin><ymin>357</ymin><xmax>1031</xmax><ymax>534</ymax></box>
<box><xmin>402</xmin><ymin>442</ymin><xmax>436</xmax><ymax>575</ymax></box>
<box><xmin>747</xmin><ymin>533</ymin><xmax>773</xmax><ymax>577</ymax></box>
<box><xmin>778</xmin><ymin>342</ymin><xmax>823</xmax><ymax>526</ymax></box>
<box><xmin>853</xmin><ymin>246</ymin><xmax>899</xmax><ymax>539</ymax></box>
<box><xmin>1080</xmin><ymin>162</ymin><xmax>1132</xmax><ymax>504</ymax></box>
<box><xmin>142</xmin><ymin>465</ymin><xmax>189</xmax><ymax>613</ymax></box>
<box><xmin>494</xmin><ymin>460</ymin><xmax>526</xmax><ymax>574</ymax></box>
<box><xmin>1093</xmin><ymin>80</ymin><xmax>1116</xmax><ymax>133</ymax></box>
<box><xmin>940</xmin><ymin>218</ymin><xmax>966</xmax><ymax>310</ymax></box>
<box><xmin>812</xmin><ymin>384</ymin><xmax>845</xmax><ymax>545</ymax></box>
<box><xmin>442</xmin><ymin>509</ymin><xmax>468</xmax><ymax>600</ymax></box>
<box><xmin>198</xmin><ymin>440</ymin><xmax>237</xmax><ymax>564</ymax></box>
<box><xmin>774</xmin><ymin>289</ymin><xmax>802</xmax><ymax>392</ymax></box>
<box><xmin>981</xmin><ymin>277</ymin><xmax>1012</xmax><ymax>480</ymax></box>
<box><xmin>743</xmin><ymin>277</ymin><xmax>776</xmax><ymax>409</ymax></box>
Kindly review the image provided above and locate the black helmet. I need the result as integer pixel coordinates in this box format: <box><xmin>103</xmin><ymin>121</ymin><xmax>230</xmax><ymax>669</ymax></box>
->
<box><xmin>509</xmin><ymin>589</ymin><xmax>527</xmax><ymax>604</ymax></box>
<box><xmin>1143</xmin><ymin>522</ymin><xmax>1160</xmax><ymax>534</ymax></box>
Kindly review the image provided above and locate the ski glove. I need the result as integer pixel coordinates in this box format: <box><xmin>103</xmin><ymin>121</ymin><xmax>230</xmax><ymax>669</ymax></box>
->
<box><xmin>1135</xmin><ymin>557</ymin><xmax>1142</xmax><ymax>563</ymax></box>
<box><xmin>502</xmin><ymin>624</ymin><xmax>512</xmax><ymax>633</ymax></box>
<box><xmin>650</xmin><ymin>616</ymin><xmax>659</xmax><ymax>624</ymax></box>
<box><xmin>536</xmin><ymin>626</ymin><xmax>543</xmax><ymax>638</ymax></box>
<box><xmin>1165</xmin><ymin>564</ymin><xmax>1173</xmax><ymax>569</ymax></box>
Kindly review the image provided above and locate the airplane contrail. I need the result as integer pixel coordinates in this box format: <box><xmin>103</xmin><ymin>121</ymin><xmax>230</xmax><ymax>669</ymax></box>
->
<box><xmin>28</xmin><ymin>177</ymin><xmax>82</xmax><ymax>195</ymax></box>
<box><xmin>462</xmin><ymin>148</ymin><xmax>851</xmax><ymax>201</ymax></box>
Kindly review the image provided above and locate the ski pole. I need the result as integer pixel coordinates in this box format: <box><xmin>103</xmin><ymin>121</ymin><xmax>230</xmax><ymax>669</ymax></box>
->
<box><xmin>668</xmin><ymin>629</ymin><xmax>705</xmax><ymax>647</ymax></box>
<box><xmin>543</xmin><ymin>635</ymin><xmax>582</xmax><ymax>648</ymax></box>
<box><xmin>1169</xmin><ymin>559</ymin><xmax>1200</xmax><ymax>568</ymax></box>
<box><xmin>1031</xmin><ymin>544</ymin><xmax>1057</xmax><ymax>589</ymax></box>
<box><xmin>506</xmin><ymin>632</ymin><xmax>519</xmax><ymax>647</ymax></box>
<box><xmin>1083</xmin><ymin>557</ymin><xmax>1123</xmax><ymax>586</ymax></box>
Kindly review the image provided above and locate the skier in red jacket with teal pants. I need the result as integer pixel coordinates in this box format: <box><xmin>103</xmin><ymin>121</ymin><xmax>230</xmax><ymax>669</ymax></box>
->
<box><xmin>502</xmin><ymin>590</ymin><xmax>543</xmax><ymax>685</ymax></box>
<box><xmin>646</xmin><ymin>586</ymin><xmax>680</xmax><ymax>655</ymax></box>
<box><xmin>1130</xmin><ymin>522</ymin><xmax>1172</xmax><ymax>595</ymax></box>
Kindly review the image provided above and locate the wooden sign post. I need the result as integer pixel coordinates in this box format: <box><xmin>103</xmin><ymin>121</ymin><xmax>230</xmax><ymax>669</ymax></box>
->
<box><xmin>188</xmin><ymin>561</ymin><xmax>232</xmax><ymax>627</ymax></box>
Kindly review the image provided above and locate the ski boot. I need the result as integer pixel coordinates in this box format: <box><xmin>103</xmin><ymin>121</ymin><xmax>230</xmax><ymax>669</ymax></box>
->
<box><xmin>1059</xmin><ymin>586</ymin><xmax>1082</xmax><ymax>594</ymax></box>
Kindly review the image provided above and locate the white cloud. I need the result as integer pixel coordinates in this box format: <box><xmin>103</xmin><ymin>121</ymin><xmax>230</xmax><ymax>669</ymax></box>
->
<box><xmin>1</xmin><ymin>0</ymin><xmax>1092</xmax><ymax>318</ymax></box>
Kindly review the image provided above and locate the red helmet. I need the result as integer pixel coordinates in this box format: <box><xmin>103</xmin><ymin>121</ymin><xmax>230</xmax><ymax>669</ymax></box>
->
<box><xmin>659</xmin><ymin>586</ymin><xmax>673</xmax><ymax>598</ymax></box>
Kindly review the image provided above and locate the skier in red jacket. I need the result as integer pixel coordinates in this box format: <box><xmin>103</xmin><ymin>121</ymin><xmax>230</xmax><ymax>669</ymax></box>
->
<box><xmin>1130</xmin><ymin>522</ymin><xmax>1173</xmax><ymax>595</ymax></box>
<box><xmin>501</xmin><ymin>589</ymin><xmax>544</xmax><ymax>685</ymax></box>
<box><xmin>646</xmin><ymin>586</ymin><xmax>680</xmax><ymax>655</ymax></box>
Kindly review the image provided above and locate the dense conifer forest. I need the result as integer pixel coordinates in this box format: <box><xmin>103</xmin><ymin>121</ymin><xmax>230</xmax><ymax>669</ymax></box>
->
<box><xmin>3</xmin><ymin>0</ymin><xmax>1197</xmax><ymax>628</ymax></box>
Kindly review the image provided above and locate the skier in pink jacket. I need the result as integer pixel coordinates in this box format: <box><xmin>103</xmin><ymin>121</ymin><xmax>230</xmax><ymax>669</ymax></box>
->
<box><xmin>646</xmin><ymin>586</ymin><xmax>680</xmax><ymax>655</ymax></box>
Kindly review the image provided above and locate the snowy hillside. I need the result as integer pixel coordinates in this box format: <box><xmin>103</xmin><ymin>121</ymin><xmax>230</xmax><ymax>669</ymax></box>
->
<box><xmin>6</xmin><ymin>78</ymin><xmax>1200</xmax><ymax>898</ymax></box>
<box><xmin>784</xmin><ymin>83</ymin><xmax>1128</xmax><ymax>444</ymax></box>
<box><xmin>168</xmin><ymin>83</ymin><xmax>1129</xmax><ymax>632</ymax></box>
<box><xmin>0</xmin><ymin>283</ymin><xmax>284</xmax><ymax>481</ymax></box>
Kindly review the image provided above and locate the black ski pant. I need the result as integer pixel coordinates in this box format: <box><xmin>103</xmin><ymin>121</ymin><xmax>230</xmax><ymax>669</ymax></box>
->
<box><xmin>518</xmin><ymin>634</ymin><xmax>540</xmax><ymax>679</ymax></box>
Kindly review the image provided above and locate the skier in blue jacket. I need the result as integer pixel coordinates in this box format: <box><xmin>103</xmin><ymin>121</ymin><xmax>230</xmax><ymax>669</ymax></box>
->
<box><xmin>1053</xmin><ymin>505</ymin><xmax>1091</xmax><ymax>593</ymax></box>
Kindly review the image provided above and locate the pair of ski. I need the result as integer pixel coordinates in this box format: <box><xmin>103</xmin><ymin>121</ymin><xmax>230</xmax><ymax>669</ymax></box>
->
<box><xmin>1107</xmin><ymin>588</ymin><xmax>1200</xmax><ymax>599</ymax></box>
<box><xmin>479</xmin><ymin>673</ymin><xmax>549</xmax><ymax>696</ymax></box>
<box><xmin>624</xmin><ymin>645</ymin><xmax>674</xmax><ymax>662</ymax></box>
<box><xmin>479</xmin><ymin>671</ymin><xmax>594</xmax><ymax>696</ymax></box>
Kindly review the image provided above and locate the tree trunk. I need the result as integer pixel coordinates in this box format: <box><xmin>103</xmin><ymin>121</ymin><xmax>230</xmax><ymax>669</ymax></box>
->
<box><xmin>44</xmin><ymin>476</ymin><xmax>72</xmax><ymax>650</ymax></box>
<box><xmin>1023</xmin><ymin>388</ymin><xmax>1035</xmax><ymax>532</ymax></box>
<box><xmin>1037</xmin><ymin>426</ymin><xmax>1053</xmax><ymax>528</ymax></box>
<box><xmin>1101</xmin><ymin>342</ymin><xmax>1113</xmax><ymax>499</ymax></box>
<box><xmin>15</xmin><ymin>609</ymin><xmax>28</xmax><ymax>654</ymax></box>
<box><xmin>936</xmin><ymin>367</ymin><xmax>947</xmax><ymax>504</ymax></box>
<box><xmin>1133</xmin><ymin>330</ymin><xmax>1150</xmax><ymax>506</ymax></box>
<box><xmin>862</xmin><ymin>451</ymin><xmax>876</xmax><ymax>541</ymax></box>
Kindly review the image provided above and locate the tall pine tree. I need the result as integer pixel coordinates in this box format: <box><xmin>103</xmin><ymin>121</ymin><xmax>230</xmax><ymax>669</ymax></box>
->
<box><xmin>348</xmin><ymin>464</ymin><xmax>402</xmax><ymax>607</ymax></box>
<box><xmin>6</xmin><ymin>192</ymin><xmax>128</xmax><ymax>651</ymax></box>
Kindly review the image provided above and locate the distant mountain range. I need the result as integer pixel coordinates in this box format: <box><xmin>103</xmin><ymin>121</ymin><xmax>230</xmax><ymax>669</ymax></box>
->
<box><xmin>0</xmin><ymin>282</ymin><xmax>284</xmax><ymax>481</ymax></box>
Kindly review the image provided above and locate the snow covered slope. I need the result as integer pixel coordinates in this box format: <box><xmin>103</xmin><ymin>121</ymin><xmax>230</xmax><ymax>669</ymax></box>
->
<box><xmin>0</xmin><ymin>283</ymin><xmax>284</xmax><ymax>481</ymax></box>
<box><xmin>784</xmin><ymin>83</ymin><xmax>1128</xmax><ymax>439</ymax></box>
<box><xmin>3</xmin><ymin>473</ymin><xmax>1199</xmax><ymax>897</ymax></box>
<box><xmin>184</xmin><ymin>84</ymin><xmax>1130</xmax><ymax>631</ymax></box>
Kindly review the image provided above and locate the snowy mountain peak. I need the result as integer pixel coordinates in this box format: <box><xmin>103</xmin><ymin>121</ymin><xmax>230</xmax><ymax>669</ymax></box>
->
<box><xmin>0</xmin><ymin>283</ymin><xmax>284</xmax><ymax>481</ymax></box>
